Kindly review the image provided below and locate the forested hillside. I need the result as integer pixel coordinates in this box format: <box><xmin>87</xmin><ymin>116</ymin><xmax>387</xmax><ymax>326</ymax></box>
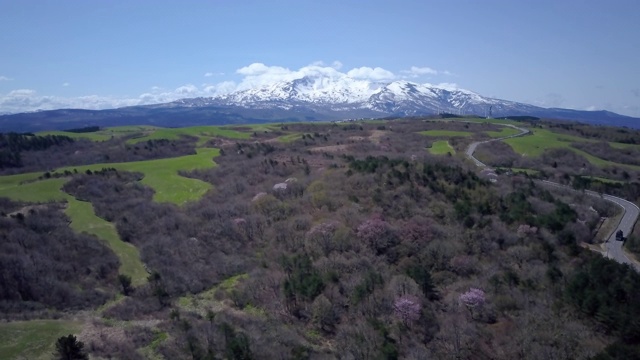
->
<box><xmin>1</xmin><ymin>118</ymin><xmax>640</xmax><ymax>359</ymax></box>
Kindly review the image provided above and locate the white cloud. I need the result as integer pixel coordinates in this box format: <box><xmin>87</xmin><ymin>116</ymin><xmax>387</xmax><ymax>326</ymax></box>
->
<box><xmin>399</xmin><ymin>66</ymin><xmax>455</xmax><ymax>78</ymax></box>
<box><xmin>204</xmin><ymin>72</ymin><xmax>224</xmax><ymax>77</ymax></box>
<box><xmin>346</xmin><ymin>67</ymin><xmax>395</xmax><ymax>81</ymax></box>
<box><xmin>433</xmin><ymin>83</ymin><xmax>459</xmax><ymax>91</ymax></box>
<box><xmin>0</xmin><ymin>89</ymin><xmax>140</xmax><ymax>113</ymax></box>
<box><xmin>175</xmin><ymin>84</ymin><xmax>198</xmax><ymax>95</ymax></box>
<box><xmin>8</xmin><ymin>89</ymin><xmax>36</xmax><ymax>96</ymax></box>
<box><xmin>234</xmin><ymin>62</ymin><xmax>347</xmax><ymax>90</ymax></box>
<box><xmin>203</xmin><ymin>81</ymin><xmax>236</xmax><ymax>95</ymax></box>
<box><xmin>0</xmin><ymin>76</ymin><xmax>11</xmax><ymax>81</ymax></box>
<box><xmin>62</xmin><ymin>82</ymin><xmax>70</xmax><ymax>87</ymax></box>
<box><xmin>0</xmin><ymin>61</ymin><xmax>458</xmax><ymax>113</ymax></box>
<box><xmin>237</xmin><ymin>63</ymin><xmax>290</xmax><ymax>76</ymax></box>
<box><xmin>406</xmin><ymin>66</ymin><xmax>438</xmax><ymax>76</ymax></box>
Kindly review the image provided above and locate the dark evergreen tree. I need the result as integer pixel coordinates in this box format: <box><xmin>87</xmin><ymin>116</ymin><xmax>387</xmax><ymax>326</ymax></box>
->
<box><xmin>53</xmin><ymin>334</ymin><xmax>88</xmax><ymax>360</ymax></box>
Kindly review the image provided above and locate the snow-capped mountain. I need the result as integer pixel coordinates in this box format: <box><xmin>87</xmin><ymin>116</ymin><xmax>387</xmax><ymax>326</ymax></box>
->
<box><xmin>2</xmin><ymin>74</ymin><xmax>639</xmax><ymax>132</ymax></box>
<box><xmin>172</xmin><ymin>74</ymin><xmax>544</xmax><ymax>118</ymax></box>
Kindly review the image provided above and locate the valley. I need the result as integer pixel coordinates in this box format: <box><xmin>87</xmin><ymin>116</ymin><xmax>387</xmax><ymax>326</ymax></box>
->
<box><xmin>1</xmin><ymin>117</ymin><xmax>640</xmax><ymax>359</ymax></box>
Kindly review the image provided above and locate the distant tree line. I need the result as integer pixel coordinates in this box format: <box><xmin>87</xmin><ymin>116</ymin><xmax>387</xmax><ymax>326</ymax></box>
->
<box><xmin>63</xmin><ymin>126</ymin><xmax>100</xmax><ymax>133</ymax></box>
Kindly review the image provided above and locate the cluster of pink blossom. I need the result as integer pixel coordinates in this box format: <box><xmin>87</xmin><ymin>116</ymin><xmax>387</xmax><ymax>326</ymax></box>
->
<box><xmin>459</xmin><ymin>288</ymin><xmax>486</xmax><ymax>308</ymax></box>
<box><xmin>449</xmin><ymin>255</ymin><xmax>476</xmax><ymax>275</ymax></box>
<box><xmin>516</xmin><ymin>224</ymin><xmax>538</xmax><ymax>237</ymax></box>
<box><xmin>393</xmin><ymin>295</ymin><xmax>421</xmax><ymax>323</ymax></box>
<box><xmin>306</xmin><ymin>221</ymin><xmax>338</xmax><ymax>238</ymax></box>
<box><xmin>356</xmin><ymin>215</ymin><xmax>388</xmax><ymax>242</ymax></box>
<box><xmin>232</xmin><ymin>218</ymin><xmax>246</xmax><ymax>226</ymax></box>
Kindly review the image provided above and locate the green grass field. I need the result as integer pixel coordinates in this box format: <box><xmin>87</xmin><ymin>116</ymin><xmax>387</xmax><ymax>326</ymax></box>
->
<box><xmin>608</xmin><ymin>142</ymin><xmax>640</xmax><ymax>150</ymax></box>
<box><xmin>48</xmin><ymin>147</ymin><xmax>220</xmax><ymax>204</ymax></box>
<box><xmin>0</xmin><ymin>179</ymin><xmax>148</xmax><ymax>285</ymax></box>
<box><xmin>503</xmin><ymin>167</ymin><xmax>540</xmax><ymax>175</ymax></box>
<box><xmin>581</xmin><ymin>176</ymin><xmax>626</xmax><ymax>184</ymax></box>
<box><xmin>66</xmin><ymin>198</ymin><xmax>148</xmax><ymax>285</ymax></box>
<box><xmin>484</xmin><ymin>127</ymin><xmax>521</xmax><ymax>138</ymax></box>
<box><xmin>127</xmin><ymin>126</ymin><xmax>251</xmax><ymax>145</ymax></box>
<box><xmin>0</xmin><ymin>177</ymin><xmax>67</xmax><ymax>202</ymax></box>
<box><xmin>0</xmin><ymin>320</ymin><xmax>81</xmax><ymax>360</ymax></box>
<box><xmin>276</xmin><ymin>133</ymin><xmax>304</xmax><ymax>143</ymax></box>
<box><xmin>504</xmin><ymin>128</ymin><xmax>640</xmax><ymax>170</ymax></box>
<box><xmin>418</xmin><ymin>130</ymin><xmax>472</xmax><ymax>137</ymax></box>
<box><xmin>503</xmin><ymin>128</ymin><xmax>579</xmax><ymax>156</ymax></box>
<box><xmin>0</xmin><ymin>148</ymin><xmax>219</xmax><ymax>205</ymax></box>
<box><xmin>37</xmin><ymin>130</ymin><xmax>113</xmax><ymax>141</ymax></box>
<box><xmin>38</xmin><ymin>126</ymin><xmax>161</xmax><ymax>142</ymax></box>
<box><xmin>0</xmin><ymin>147</ymin><xmax>220</xmax><ymax>284</ymax></box>
<box><xmin>428</xmin><ymin>140</ymin><xmax>455</xmax><ymax>155</ymax></box>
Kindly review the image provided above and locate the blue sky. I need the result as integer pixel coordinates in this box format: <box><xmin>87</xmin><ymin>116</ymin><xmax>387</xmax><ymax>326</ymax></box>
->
<box><xmin>1</xmin><ymin>0</ymin><xmax>639</xmax><ymax>116</ymax></box>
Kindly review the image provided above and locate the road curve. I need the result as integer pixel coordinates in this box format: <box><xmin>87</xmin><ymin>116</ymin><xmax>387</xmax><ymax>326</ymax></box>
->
<box><xmin>538</xmin><ymin>181</ymin><xmax>640</xmax><ymax>270</ymax></box>
<box><xmin>465</xmin><ymin>122</ymin><xmax>640</xmax><ymax>270</ymax></box>
<box><xmin>465</xmin><ymin>124</ymin><xmax>530</xmax><ymax>167</ymax></box>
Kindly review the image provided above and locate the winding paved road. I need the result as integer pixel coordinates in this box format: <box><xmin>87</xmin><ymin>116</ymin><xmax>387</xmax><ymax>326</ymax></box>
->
<box><xmin>465</xmin><ymin>122</ymin><xmax>640</xmax><ymax>270</ymax></box>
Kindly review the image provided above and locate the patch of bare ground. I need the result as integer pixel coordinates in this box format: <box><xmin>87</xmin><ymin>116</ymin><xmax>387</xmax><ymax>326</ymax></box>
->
<box><xmin>369</xmin><ymin>129</ymin><xmax>387</xmax><ymax>144</ymax></box>
<box><xmin>595</xmin><ymin>213</ymin><xmax>623</xmax><ymax>242</ymax></box>
<box><xmin>270</xmin><ymin>154</ymin><xmax>337</xmax><ymax>169</ymax></box>
<box><xmin>205</xmin><ymin>138</ymin><xmax>237</xmax><ymax>148</ymax></box>
<box><xmin>581</xmin><ymin>242</ymin><xmax>606</xmax><ymax>255</ymax></box>
<box><xmin>309</xmin><ymin>144</ymin><xmax>351</xmax><ymax>153</ymax></box>
<box><xmin>310</xmin><ymin>130</ymin><xmax>389</xmax><ymax>153</ymax></box>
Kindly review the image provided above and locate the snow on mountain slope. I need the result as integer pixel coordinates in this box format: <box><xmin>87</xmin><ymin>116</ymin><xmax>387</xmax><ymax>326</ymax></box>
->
<box><xmin>178</xmin><ymin>73</ymin><xmax>529</xmax><ymax>117</ymax></box>
<box><xmin>216</xmin><ymin>75</ymin><xmax>384</xmax><ymax>105</ymax></box>
<box><xmin>3</xmin><ymin>71</ymin><xmax>640</xmax><ymax>132</ymax></box>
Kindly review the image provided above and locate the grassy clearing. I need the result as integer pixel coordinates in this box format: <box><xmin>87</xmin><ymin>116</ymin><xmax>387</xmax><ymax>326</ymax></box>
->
<box><xmin>177</xmin><ymin>273</ymin><xmax>249</xmax><ymax>317</ymax></box>
<box><xmin>508</xmin><ymin>168</ymin><xmax>540</xmax><ymax>175</ymax></box>
<box><xmin>580</xmin><ymin>176</ymin><xmax>626</xmax><ymax>184</ymax></box>
<box><xmin>38</xmin><ymin>126</ymin><xmax>160</xmax><ymax>142</ymax></box>
<box><xmin>232</xmin><ymin>123</ymin><xmax>282</xmax><ymax>132</ymax></box>
<box><xmin>37</xmin><ymin>130</ymin><xmax>113</xmax><ymax>141</ymax></box>
<box><xmin>127</xmin><ymin>126</ymin><xmax>251</xmax><ymax>145</ymax></box>
<box><xmin>0</xmin><ymin>147</ymin><xmax>216</xmax><ymax>284</ymax></box>
<box><xmin>1</xmin><ymin>148</ymin><xmax>219</xmax><ymax>205</ymax></box>
<box><xmin>503</xmin><ymin>128</ymin><xmax>579</xmax><ymax>156</ymax></box>
<box><xmin>504</xmin><ymin>129</ymin><xmax>640</xmax><ymax>171</ymax></box>
<box><xmin>66</xmin><ymin>198</ymin><xmax>148</xmax><ymax>285</ymax></box>
<box><xmin>418</xmin><ymin>130</ymin><xmax>472</xmax><ymax>137</ymax></box>
<box><xmin>428</xmin><ymin>140</ymin><xmax>455</xmax><ymax>155</ymax></box>
<box><xmin>138</xmin><ymin>331</ymin><xmax>167</xmax><ymax>360</ymax></box>
<box><xmin>0</xmin><ymin>147</ymin><xmax>220</xmax><ymax>283</ymax></box>
<box><xmin>43</xmin><ymin>148</ymin><xmax>220</xmax><ymax>204</ymax></box>
<box><xmin>484</xmin><ymin>127</ymin><xmax>520</xmax><ymax>138</ymax></box>
<box><xmin>276</xmin><ymin>133</ymin><xmax>304</xmax><ymax>143</ymax></box>
<box><xmin>0</xmin><ymin>177</ymin><xmax>67</xmax><ymax>202</ymax></box>
<box><xmin>608</xmin><ymin>142</ymin><xmax>640</xmax><ymax>150</ymax></box>
<box><xmin>0</xmin><ymin>178</ymin><xmax>148</xmax><ymax>285</ymax></box>
<box><xmin>0</xmin><ymin>320</ymin><xmax>81</xmax><ymax>360</ymax></box>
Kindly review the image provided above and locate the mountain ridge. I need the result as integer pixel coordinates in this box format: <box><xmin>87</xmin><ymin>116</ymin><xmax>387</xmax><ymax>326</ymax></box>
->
<box><xmin>1</xmin><ymin>75</ymin><xmax>638</xmax><ymax>132</ymax></box>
